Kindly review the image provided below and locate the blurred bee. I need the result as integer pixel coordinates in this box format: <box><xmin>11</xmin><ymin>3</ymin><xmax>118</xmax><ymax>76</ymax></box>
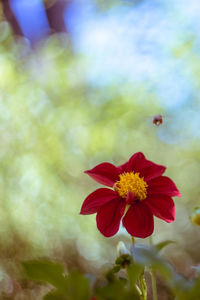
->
<box><xmin>153</xmin><ymin>114</ymin><xmax>163</xmax><ymax>126</ymax></box>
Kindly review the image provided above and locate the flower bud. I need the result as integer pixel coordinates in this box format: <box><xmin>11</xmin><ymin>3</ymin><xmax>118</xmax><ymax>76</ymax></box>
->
<box><xmin>190</xmin><ymin>208</ymin><xmax>200</xmax><ymax>226</ymax></box>
<box><xmin>117</xmin><ymin>241</ymin><xmax>130</xmax><ymax>256</ymax></box>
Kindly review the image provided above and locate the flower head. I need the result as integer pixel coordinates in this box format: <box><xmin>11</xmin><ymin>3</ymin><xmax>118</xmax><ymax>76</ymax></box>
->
<box><xmin>80</xmin><ymin>152</ymin><xmax>181</xmax><ymax>238</ymax></box>
<box><xmin>190</xmin><ymin>208</ymin><xmax>200</xmax><ymax>226</ymax></box>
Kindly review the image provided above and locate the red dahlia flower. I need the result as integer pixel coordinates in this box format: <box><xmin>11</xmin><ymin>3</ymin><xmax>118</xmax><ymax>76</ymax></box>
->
<box><xmin>80</xmin><ymin>152</ymin><xmax>181</xmax><ymax>238</ymax></box>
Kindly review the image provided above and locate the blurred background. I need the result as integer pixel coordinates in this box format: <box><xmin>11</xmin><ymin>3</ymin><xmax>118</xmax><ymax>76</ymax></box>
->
<box><xmin>0</xmin><ymin>0</ymin><xmax>200</xmax><ymax>298</ymax></box>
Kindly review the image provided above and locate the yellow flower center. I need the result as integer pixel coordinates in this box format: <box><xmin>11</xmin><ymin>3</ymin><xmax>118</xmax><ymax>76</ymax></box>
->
<box><xmin>114</xmin><ymin>171</ymin><xmax>148</xmax><ymax>200</ymax></box>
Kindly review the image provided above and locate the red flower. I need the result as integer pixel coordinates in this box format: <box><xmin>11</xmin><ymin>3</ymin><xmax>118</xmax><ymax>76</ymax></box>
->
<box><xmin>80</xmin><ymin>152</ymin><xmax>181</xmax><ymax>238</ymax></box>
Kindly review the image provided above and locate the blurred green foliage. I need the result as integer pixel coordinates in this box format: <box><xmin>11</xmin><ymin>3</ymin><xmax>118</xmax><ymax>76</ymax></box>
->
<box><xmin>22</xmin><ymin>243</ymin><xmax>200</xmax><ymax>300</ymax></box>
<box><xmin>22</xmin><ymin>260</ymin><xmax>68</xmax><ymax>293</ymax></box>
<box><xmin>0</xmin><ymin>11</ymin><xmax>200</xmax><ymax>298</ymax></box>
<box><xmin>23</xmin><ymin>259</ymin><xmax>90</xmax><ymax>300</ymax></box>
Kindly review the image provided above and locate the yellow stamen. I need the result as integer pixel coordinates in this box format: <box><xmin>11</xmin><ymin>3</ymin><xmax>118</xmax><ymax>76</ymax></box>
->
<box><xmin>114</xmin><ymin>171</ymin><xmax>148</xmax><ymax>200</ymax></box>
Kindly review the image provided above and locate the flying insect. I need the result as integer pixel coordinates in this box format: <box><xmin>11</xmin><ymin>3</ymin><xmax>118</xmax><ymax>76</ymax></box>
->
<box><xmin>153</xmin><ymin>114</ymin><xmax>163</xmax><ymax>126</ymax></box>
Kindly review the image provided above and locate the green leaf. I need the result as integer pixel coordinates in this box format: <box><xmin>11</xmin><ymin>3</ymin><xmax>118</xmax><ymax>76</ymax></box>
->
<box><xmin>130</xmin><ymin>244</ymin><xmax>173</xmax><ymax>280</ymax></box>
<box><xmin>44</xmin><ymin>290</ymin><xmax>67</xmax><ymax>300</ymax></box>
<box><xmin>155</xmin><ymin>240</ymin><xmax>175</xmax><ymax>252</ymax></box>
<box><xmin>96</xmin><ymin>279</ymin><xmax>140</xmax><ymax>300</ymax></box>
<box><xmin>22</xmin><ymin>259</ymin><xmax>68</xmax><ymax>293</ymax></box>
<box><xmin>126</xmin><ymin>262</ymin><xmax>144</xmax><ymax>287</ymax></box>
<box><xmin>171</xmin><ymin>274</ymin><xmax>193</xmax><ymax>300</ymax></box>
<box><xmin>188</xmin><ymin>275</ymin><xmax>200</xmax><ymax>300</ymax></box>
<box><xmin>66</xmin><ymin>270</ymin><xmax>90</xmax><ymax>300</ymax></box>
<box><xmin>96</xmin><ymin>280</ymin><xmax>125</xmax><ymax>300</ymax></box>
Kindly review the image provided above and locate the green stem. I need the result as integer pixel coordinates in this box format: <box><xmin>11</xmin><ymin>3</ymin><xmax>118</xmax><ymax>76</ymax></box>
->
<box><xmin>130</xmin><ymin>235</ymin><xmax>147</xmax><ymax>300</ymax></box>
<box><xmin>149</xmin><ymin>236</ymin><xmax>158</xmax><ymax>300</ymax></box>
<box><xmin>135</xmin><ymin>283</ymin><xmax>143</xmax><ymax>298</ymax></box>
<box><xmin>138</xmin><ymin>271</ymin><xmax>147</xmax><ymax>300</ymax></box>
<box><xmin>151</xmin><ymin>268</ymin><xmax>158</xmax><ymax>300</ymax></box>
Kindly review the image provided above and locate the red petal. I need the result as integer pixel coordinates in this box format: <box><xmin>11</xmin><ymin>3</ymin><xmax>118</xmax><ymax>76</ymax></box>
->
<box><xmin>85</xmin><ymin>163</ymin><xmax>119</xmax><ymax>187</ymax></box>
<box><xmin>117</xmin><ymin>152</ymin><xmax>146</xmax><ymax>174</ymax></box>
<box><xmin>117</xmin><ymin>162</ymin><xmax>129</xmax><ymax>174</ymax></box>
<box><xmin>127</xmin><ymin>152</ymin><xmax>147</xmax><ymax>172</ymax></box>
<box><xmin>139</xmin><ymin>163</ymin><xmax>166</xmax><ymax>181</ymax></box>
<box><xmin>96</xmin><ymin>199</ymin><xmax>125</xmax><ymax>237</ymax></box>
<box><xmin>148</xmin><ymin>176</ymin><xmax>181</xmax><ymax>197</ymax></box>
<box><xmin>80</xmin><ymin>188</ymin><xmax>119</xmax><ymax>215</ymax></box>
<box><xmin>122</xmin><ymin>203</ymin><xmax>154</xmax><ymax>238</ymax></box>
<box><xmin>126</xmin><ymin>191</ymin><xmax>137</xmax><ymax>205</ymax></box>
<box><xmin>145</xmin><ymin>195</ymin><xmax>175</xmax><ymax>222</ymax></box>
<box><xmin>117</xmin><ymin>153</ymin><xmax>165</xmax><ymax>181</ymax></box>
<box><xmin>126</xmin><ymin>152</ymin><xmax>166</xmax><ymax>181</ymax></box>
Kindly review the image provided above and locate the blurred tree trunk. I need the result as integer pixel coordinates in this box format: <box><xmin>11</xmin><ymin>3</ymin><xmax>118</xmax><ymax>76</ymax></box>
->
<box><xmin>46</xmin><ymin>0</ymin><xmax>70</xmax><ymax>34</ymax></box>
<box><xmin>1</xmin><ymin>0</ymin><xmax>22</xmax><ymax>35</ymax></box>
<box><xmin>0</xmin><ymin>0</ymin><xmax>70</xmax><ymax>40</ymax></box>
